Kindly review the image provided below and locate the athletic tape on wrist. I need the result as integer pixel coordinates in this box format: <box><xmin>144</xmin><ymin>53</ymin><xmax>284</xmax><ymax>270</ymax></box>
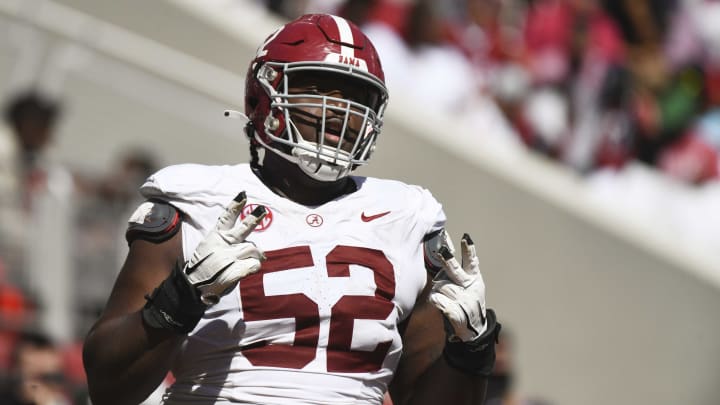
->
<box><xmin>443</xmin><ymin>308</ymin><xmax>501</xmax><ymax>376</ymax></box>
<box><xmin>142</xmin><ymin>261</ymin><xmax>206</xmax><ymax>334</ymax></box>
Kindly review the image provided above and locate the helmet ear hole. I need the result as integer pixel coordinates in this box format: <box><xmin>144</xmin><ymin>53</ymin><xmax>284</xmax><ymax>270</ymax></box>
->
<box><xmin>243</xmin><ymin>122</ymin><xmax>255</xmax><ymax>138</ymax></box>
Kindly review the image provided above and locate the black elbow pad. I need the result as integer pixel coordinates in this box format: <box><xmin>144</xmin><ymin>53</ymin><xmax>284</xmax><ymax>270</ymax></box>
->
<box><xmin>423</xmin><ymin>229</ymin><xmax>452</xmax><ymax>277</ymax></box>
<box><xmin>126</xmin><ymin>200</ymin><xmax>182</xmax><ymax>245</ymax></box>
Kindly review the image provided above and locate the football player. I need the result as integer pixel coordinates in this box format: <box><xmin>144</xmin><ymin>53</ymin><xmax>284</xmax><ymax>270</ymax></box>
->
<box><xmin>83</xmin><ymin>14</ymin><xmax>500</xmax><ymax>405</ymax></box>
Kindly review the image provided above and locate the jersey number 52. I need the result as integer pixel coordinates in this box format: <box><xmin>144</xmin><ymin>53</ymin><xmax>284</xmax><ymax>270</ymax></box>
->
<box><xmin>239</xmin><ymin>245</ymin><xmax>396</xmax><ymax>373</ymax></box>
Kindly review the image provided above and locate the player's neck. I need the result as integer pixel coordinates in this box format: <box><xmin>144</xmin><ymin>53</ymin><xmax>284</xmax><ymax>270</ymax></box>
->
<box><xmin>255</xmin><ymin>154</ymin><xmax>356</xmax><ymax>206</ymax></box>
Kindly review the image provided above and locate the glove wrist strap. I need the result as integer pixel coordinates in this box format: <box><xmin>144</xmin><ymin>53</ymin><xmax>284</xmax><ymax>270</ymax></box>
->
<box><xmin>443</xmin><ymin>308</ymin><xmax>501</xmax><ymax>376</ymax></box>
<box><xmin>142</xmin><ymin>261</ymin><xmax>206</xmax><ymax>334</ymax></box>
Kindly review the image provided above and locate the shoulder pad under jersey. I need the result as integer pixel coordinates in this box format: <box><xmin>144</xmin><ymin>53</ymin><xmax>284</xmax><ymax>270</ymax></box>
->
<box><xmin>126</xmin><ymin>200</ymin><xmax>182</xmax><ymax>245</ymax></box>
<box><xmin>423</xmin><ymin>228</ymin><xmax>452</xmax><ymax>277</ymax></box>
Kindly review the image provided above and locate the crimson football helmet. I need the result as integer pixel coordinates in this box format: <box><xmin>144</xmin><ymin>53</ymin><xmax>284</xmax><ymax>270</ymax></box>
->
<box><xmin>245</xmin><ymin>14</ymin><xmax>389</xmax><ymax>182</ymax></box>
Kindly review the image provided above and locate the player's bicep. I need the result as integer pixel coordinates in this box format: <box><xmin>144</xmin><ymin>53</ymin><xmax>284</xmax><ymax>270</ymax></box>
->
<box><xmin>100</xmin><ymin>202</ymin><xmax>184</xmax><ymax>320</ymax></box>
<box><xmin>389</xmin><ymin>275</ymin><xmax>445</xmax><ymax>403</ymax></box>
<box><xmin>101</xmin><ymin>234</ymin><xmax>183</xmax><ymax>319</ymax></box>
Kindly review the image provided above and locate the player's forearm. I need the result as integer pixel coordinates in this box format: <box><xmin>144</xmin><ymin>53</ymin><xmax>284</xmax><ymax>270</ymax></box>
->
<box><xmin>392</xmin><ymin>306</ymin><xmax>501</xmax><ymax>405</ymax></box>
<box><xmin>83</xmin><ymin>312</ymin><xmax>182</xmax><ymax>404</ymax></box>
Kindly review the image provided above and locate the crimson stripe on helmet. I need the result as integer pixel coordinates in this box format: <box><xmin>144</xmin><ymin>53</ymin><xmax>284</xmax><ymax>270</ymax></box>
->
<box><xmin>330</xmin><ymin>15</ymin><xmax>355</xmax><ymax>58</ymax></box>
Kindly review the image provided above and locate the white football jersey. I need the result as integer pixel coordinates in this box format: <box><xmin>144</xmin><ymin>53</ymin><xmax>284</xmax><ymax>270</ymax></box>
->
<box><xmin>139</xmin><ymin>163</ymin><xmax>446</xmax><ymax>405</ymax></box>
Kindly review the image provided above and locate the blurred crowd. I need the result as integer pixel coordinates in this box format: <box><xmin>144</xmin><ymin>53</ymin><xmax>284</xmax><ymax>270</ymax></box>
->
<box><xmin>0</xmin><ymin>90</ymin><xmax>159</xmax><ymax>404</ymax></box>
<box><xmin>265</xmin><ymin>0</ymin><xmax>720</xmax><ymax>185</ymax></box>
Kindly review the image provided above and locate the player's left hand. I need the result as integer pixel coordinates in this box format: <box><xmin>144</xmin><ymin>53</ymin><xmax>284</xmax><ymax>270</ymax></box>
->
<box><xmin>429</xmin><ymin>233</ymin><xmax>487</xmax><ymax>342</ymax></box>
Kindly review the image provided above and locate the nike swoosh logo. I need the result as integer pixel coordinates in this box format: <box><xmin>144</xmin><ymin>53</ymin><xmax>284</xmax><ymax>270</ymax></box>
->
<box><xmin>361</xmin><ymin>211</ymin><xmax>391</xmax><ymax>222</ymax></box>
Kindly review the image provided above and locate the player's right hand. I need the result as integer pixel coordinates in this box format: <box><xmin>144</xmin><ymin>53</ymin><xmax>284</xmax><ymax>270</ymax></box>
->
<box><xmin>184</xmin><ymin>191</ymin><xmax>267</xmax><ymax>306</ymax></box>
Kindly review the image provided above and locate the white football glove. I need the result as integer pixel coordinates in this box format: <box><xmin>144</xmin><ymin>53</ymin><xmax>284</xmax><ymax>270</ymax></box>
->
<box><xmin>184</xmin><ymin>191</ymin><xmax>266</xmax><ymax>306</ymax></box>
<box><xmin>429</xmin><ymin>233</ymin><xmax>488</xmax><ymax>342</ymax></box>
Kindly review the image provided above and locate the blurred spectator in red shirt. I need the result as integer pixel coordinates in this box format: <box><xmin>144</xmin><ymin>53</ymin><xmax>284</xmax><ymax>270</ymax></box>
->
<box><xmin>602</xmin><ymin>0</ymin><xmax>705</xmax><ymax>169</ymax></box>
<box><xmin>0</xmin><ymin>260</ymin><xmax>32</xmax><ymax>373</ymax></box>
<box><xmin>523</xmin><ymin>0</ymin><xmax>624</xmax><ymax>86</ymax></box>
<box><xmin>519</xmin><ymin>0</ymin><xmax>629</xmax><ymax>166</ymax></box>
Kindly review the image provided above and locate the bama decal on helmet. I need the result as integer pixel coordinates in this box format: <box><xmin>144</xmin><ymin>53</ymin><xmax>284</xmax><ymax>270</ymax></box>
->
<box><xmin>324</xmin><ymin>53</ymin><xmax>368</xmax><ymax>71</ymax></box>
<box><xmin>323</xmin><ymin>15</ymin><xmax>369</xmax><ymax>72</ymax></box>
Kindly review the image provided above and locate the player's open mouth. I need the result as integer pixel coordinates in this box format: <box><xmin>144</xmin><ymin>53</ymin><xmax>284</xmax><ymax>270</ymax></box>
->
<box><xmin>320</xmin><ymin>117</ymin><xmax>355</xmax><ymax>147</ymax></box>
<box><xmin>321</xmin><ymin>130</ymin><xmax>357</xmax><ymax>151</ymax></box>
<box><xmin>323</xmin><ymin>132</ymin><xmax>342</xmax><ymax>145</ymax></box>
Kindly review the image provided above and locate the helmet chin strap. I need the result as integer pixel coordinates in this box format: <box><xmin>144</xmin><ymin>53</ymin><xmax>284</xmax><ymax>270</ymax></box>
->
<box><xmin>251</xmin><ymin>129</ymin><xmax>351</xmax><ymax>183</ymax></box>
<box><xmin>292</xmin><ymin>147</ymin><xmax>351</xmax><ymax>182</ymax></box>
<box><xmin>288</xmin><ymin>120</ymin><xmax>354</xmax><ymax>182</ymax></box>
